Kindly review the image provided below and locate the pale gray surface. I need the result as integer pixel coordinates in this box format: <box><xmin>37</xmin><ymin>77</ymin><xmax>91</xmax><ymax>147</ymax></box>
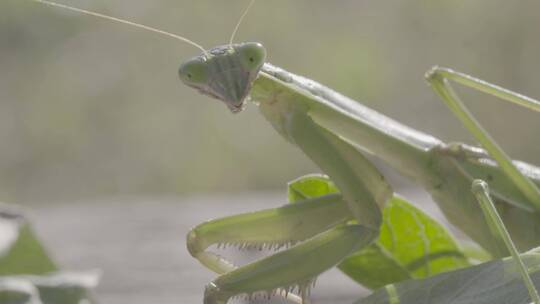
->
<box><xmin>27</xmin><ymin>190</ymin><xmax>444</xmax><ymax>304</ymax></box>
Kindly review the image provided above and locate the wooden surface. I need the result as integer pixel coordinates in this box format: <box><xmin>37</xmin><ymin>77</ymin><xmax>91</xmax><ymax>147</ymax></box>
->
<box><xmin>27</xmin><ymin>190</ymin><xmax>442</xmax><ymax>304</ymax></box>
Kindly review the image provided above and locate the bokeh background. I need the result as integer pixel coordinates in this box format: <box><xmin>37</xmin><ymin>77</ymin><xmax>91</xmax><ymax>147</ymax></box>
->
<box><xmin>1</xmin><ymin>0</ymin><xmax>539</xmax><ymax>205</ymax></box>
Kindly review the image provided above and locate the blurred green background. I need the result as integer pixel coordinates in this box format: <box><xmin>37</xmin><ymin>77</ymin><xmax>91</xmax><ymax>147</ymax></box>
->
<box><xmin>1</xmin><ymin>0</ymin><xmax>539</xmax><ymax>205</ymax></box>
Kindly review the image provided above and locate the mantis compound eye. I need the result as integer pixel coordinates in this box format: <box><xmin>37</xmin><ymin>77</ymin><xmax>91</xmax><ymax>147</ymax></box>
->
<box><xmin>178</xmin><ymin>58</ymin><xmax>209</xmax><ymax>85</ymax></box>
<box><xmin>236</xmin><ymin>42</ymin><xmax>266</xmax><ymax>70</ymax></box>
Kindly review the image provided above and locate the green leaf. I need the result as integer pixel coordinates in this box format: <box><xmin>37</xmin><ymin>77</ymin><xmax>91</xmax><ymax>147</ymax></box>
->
<box><xmin>356</xmin><ymin>247</ymin><xmax>540</xmax><ymax>304</ymax></box>
<box><xmin>340</xmin><ymin>196</ymin><xmax>469</xmax><ymax>289</ymax></box>
<box><xmin>378</xmin><ymin>196</ymin><xmax>469</xmax><ymax>278</ymax></box>
<box><xmin>287</xmin><ymin>175</ymin><xmax>470</xmax><ymax>289</ymax></box>
<box><xmin>287</xmin><ymin>174</ymin><xmax>339</xmax><ymax>203</ymax></box>
<box><xmin>338</xmin><ymin>243</ymin><xmax>411</xmax><ymax>289</ymax></box>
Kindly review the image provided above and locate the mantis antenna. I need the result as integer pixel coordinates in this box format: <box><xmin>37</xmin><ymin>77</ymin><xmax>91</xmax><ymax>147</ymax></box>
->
<box><xmin>31</xmin><ymin>0</ymin><xmax>209</xmax><ymax>57</ymax></box>
<box><xmin>229</xmin><ymin>0</ymin><xmax>257</xmax><ymax>46</ymax></box>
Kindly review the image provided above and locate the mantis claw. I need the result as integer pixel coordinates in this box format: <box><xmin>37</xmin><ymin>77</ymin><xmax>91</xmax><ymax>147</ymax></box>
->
<box><xmin>203</xmin><ymin>283</ymin><xmax>228</xmax><ymax>304</ymax></box>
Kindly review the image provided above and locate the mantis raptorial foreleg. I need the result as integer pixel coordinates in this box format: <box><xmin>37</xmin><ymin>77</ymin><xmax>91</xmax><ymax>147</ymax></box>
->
<box><xmin>187</xmin><ymin>193</ymin><xmax>351</xmax><ymax>273</ymax></box>
<box><xmin>286</xmin><ymin>110</ymin><xmax>389</xmax><ymax>229</ymax></box>
<box><xmin>187</xmin><ymin>194</ymin><xmax>354</xmax><ymax>303</ymax></box>
<box><xmin>472</xmin><ymin>179</ymin><xmax>540</xmax><ymax>304</ymax></box>
<box><xmin>187</xmin><ymin>108</ymin><xmax>392</xmax><ymax>303</ymax></box>
<box><xmin>187</xmin><ymin>194</ymin><xmax>372</xmax><ymax>303</ymax></box>
<box><xmin>204</xmin><ymin>226</ymin><xmax>374</xmax><ymax>303</ymax></box>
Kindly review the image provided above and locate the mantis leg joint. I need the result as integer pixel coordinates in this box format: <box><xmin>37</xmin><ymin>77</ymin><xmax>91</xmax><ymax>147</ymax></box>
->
<box><xmin>187</xmin><ymin>228</ymin><xmax>203</xmax><ymax>258</ymax></box>
<box><xmin>424</xmin><ymin>66</ymin><xmax>455</xmax><ymax>83</ymax></box>
<box><xmin>431</xmin><ymin>142</ymin><xmax>489</xmax><ymax>161</ymax></box>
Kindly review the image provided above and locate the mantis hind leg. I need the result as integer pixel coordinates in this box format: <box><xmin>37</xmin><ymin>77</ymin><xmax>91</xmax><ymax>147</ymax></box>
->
<box><xmin>472</xmin><ymin>179</ymin><xmax>540</xmax><ymax>304</ymax></box>
<box><xmin>425</xmin><ymin>67</ymin><xmax>540</xmax><ymax>212</ymax></box>
<box><xmin>427</xmin><ymin>67</ymin><xmax>540</xmax><ymax>301</ymax></box>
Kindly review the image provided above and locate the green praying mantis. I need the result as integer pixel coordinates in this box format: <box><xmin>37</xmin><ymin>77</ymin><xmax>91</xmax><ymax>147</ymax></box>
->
<box><xmin>27</xmin><ymin>1</ymin><xmax>540</xmax><ymax>303</ymax></box>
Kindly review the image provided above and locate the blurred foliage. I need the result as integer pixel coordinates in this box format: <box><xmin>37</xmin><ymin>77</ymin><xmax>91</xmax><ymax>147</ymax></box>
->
<box><xmin>0</xmin><ymin>0</ymin><xmax>539</xmax><ymax>204</ymax></box>
<box><xmin>0</xmin><ymin>206</ymin><xmax>56</xmax><ymax>275</ymax></box>
<box><xmin>0</xmin><ymin>224</ymin><xmax>56</xmax><ymax>276</ymax></box>
<box><xmin>0</xmin><ymin>204</ymin><xmax>99</xmax><ymax>303</ymax></box>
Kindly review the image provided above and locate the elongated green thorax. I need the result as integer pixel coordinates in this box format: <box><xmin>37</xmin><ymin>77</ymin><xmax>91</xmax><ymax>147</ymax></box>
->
<box><xmin>178</xmin><ymin>42</ymin><xmax>266</xmax><ymax>113</ymax></box>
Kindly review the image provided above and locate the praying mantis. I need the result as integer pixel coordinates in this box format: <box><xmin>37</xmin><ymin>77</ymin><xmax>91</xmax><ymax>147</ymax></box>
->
<box><xmin>25</xmin><ymin>1</ymin><xmax>540</xmax><ymax>303</ymax></box>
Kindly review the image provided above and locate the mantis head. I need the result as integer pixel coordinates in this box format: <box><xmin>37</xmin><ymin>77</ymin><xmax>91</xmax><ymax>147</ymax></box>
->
<box><xmin>178</xmin><ymin>42</ymin><xmax>266</xmax><ymax>113</ymax></box>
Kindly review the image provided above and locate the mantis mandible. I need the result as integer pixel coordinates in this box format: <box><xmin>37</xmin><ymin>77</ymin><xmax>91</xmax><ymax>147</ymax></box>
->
<box><xmin>27</xmin><ymin>1</ymin><xmax>540</xmax><ymax>303</ymax></box>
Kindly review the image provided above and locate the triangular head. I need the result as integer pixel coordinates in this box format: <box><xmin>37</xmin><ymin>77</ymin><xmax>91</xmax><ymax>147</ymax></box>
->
<box><xmin>178</xmin><ymin>42</ymin><xmax>267</xmax><ymax>113</ymax></box>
